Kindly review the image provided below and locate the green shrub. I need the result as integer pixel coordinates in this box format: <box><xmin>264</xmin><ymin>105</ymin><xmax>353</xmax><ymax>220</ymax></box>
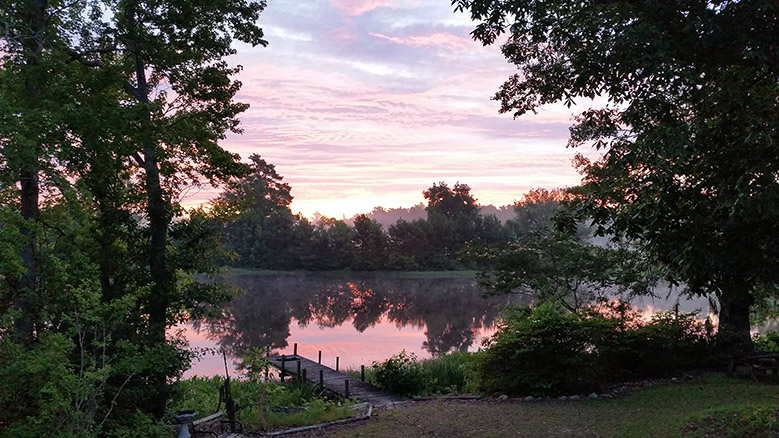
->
<box><xmin>595</xmin><ymin>305</ymin><xmax>712</xmax><ymax>379</ymax></box>
<box><xmin>371</xmin><ymin>351</ymin><xmax>427</xmax><ymax>397</ymax></box>
<box><xmin>469</xmin><ymin>304</ymin><xmax>605</xmax><ymax>396</ymax></box>
<box><xmin>469</xmin><ymin>302</ymin><xmax>715</xmax><ymax>396</ymax></box>
<box><xmin>753</xmin><ymin>331</ymin><xmax>779</xmax><ymax>353</ymax></box>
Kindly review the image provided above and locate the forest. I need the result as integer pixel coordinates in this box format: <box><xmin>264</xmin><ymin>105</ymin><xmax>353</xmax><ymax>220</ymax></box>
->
<box><xmin>215</xmin><ymin>154</ymin><xmax>569</xmax><ymax>271</ymax></box>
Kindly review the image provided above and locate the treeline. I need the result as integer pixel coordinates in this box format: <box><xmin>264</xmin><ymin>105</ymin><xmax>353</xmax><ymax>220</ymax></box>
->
<box><xmin>216</xmin><ymin>155</ymin><xmax>566</xmax><ymax>271</ymax></box>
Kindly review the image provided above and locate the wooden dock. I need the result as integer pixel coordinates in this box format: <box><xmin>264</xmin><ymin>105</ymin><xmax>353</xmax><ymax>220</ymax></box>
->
<box><xmin>268</xmin><ymin>354</ymin><xmax>408</xmax><ymax>407</ymax></box>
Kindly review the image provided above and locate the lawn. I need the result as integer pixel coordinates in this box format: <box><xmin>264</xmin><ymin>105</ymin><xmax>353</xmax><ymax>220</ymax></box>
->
<box><xmin>323</xmin><ymin>376</ymin><xmax>778</xmax><ymax>437</ymax></box>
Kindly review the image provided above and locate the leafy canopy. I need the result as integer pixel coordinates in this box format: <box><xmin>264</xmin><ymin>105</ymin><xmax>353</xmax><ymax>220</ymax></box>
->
<box><xmin>454</xmin><ymin>0</ymin><xmax>779</xmax><ymax>344</ymax></box>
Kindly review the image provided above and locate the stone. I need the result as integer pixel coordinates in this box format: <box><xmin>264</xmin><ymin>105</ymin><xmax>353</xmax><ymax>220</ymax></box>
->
<box><xmin>523</xmin><ymin>396</ymin><xmax>535</xmax><ymax>402</ymax></box>
<box><xmin>558</xmin><ymin>396</ymin><xmax>568</xmax><ymax>401</ymax></box>
<box><xmin>588</xmin><ymin>393</ymin><xmax>598</xmax><ymax>399</ymax></box>
<box><xmin>569</xmin><ymin>395</ymin><xmax>580</xmax><ymax>401</ymax></box>
<box><xmin>497</xmin><ymin>394</ymin><xmax>509</xmax><ymax>402</ymax></box>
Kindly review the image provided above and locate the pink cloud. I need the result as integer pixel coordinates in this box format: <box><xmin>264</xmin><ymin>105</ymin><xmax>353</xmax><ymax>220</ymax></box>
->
<box><xmin>370</xmin><ymin>31</ymin><xmax>473</xmax><ymax>50</ymax></box>
<box><xmin>330</xmin><ymin>26</ymin><xmax>358</xmax><ymax>42</ymax></box>
<box><xmin>330</xmin><ymin>0</ymin><xmax>394</xmax><ymax>16</ymax></box>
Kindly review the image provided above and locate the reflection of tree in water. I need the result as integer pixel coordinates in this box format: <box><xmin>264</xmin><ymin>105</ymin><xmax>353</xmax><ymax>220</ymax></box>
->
<box><xmin>193</xmin><ymin>274</ymin><xmax>523</xmax><ymax>364</ymax></box>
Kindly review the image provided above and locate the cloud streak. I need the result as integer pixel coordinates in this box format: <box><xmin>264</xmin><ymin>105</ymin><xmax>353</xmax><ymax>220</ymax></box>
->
<box><xmin>202</xmin><ymin>0</ymin><xmax>591</xmax><ymax>218</ymax></box>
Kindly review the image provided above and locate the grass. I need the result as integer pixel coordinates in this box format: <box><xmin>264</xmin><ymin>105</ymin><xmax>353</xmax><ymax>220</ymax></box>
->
<box><xmin>681</xmin><ymin>406</ymin><xmax>779</xmax><ymax>438</ymax></box>
<box><xmin>419</xmin><ymin>352</ymin><xmax>471</xmax><ymax>395</ymax></box>
<box><xmin>324</xmin><ymin>375</ymin><xmax>779</xmax><ymax>437</ymax></box>
<box><xmin>345</xmin><ymin>352</ymin><xmax>472</xmax><ymax>397</ymax></box>
<box><xmin>170</xmin><ymin>376</ymin><xmax>354</xmax><ymax>431</ymax></box>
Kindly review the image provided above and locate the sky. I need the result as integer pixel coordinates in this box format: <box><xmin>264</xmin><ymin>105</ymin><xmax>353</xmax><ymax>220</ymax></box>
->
<box><xmin>187</xmin><ymin>0</ymin><xmax>593</xmax><ymax>219</ymax></box>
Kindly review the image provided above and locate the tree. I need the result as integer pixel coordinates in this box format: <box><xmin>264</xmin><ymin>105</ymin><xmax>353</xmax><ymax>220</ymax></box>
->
<box><xmin>474</xmin><ymin>232</ymin><xmax>659</xmax><ymax>313</ymax></box>
<box><xmin>1</xmin><ymin>0</ymin><xmax>270</xmax><ymax>425</ymax></box>
<box><xmin>217</xmin><ymin>154</ymin><xmax>292</xmax><ymax>215</ymax></box>
<box><xmin>454</xmin><ymin>0</ymin><xmax>779</xmax><ymax>350</ymax></box>
<box><xmin>387</xmin><ymin>219</ymin><xmax>431</xmax><ymax>270</ymax></box>
<box><xmin>216</xmin><ymin>154</ymin><xmax>295</xmax><ymax>268</ymax></box>
<box><xmin>68</xmin><ymin>0</ymin><xmax>268</xmax><ymax>417</ymax></box>
<box><xmin>423</xmin><ymin>181</ymin><xmax>479</xmax><ymax>219</ymax></box>
<box><xmin>0</xmin><ymin>0</ymin><xmax>76</xmax><ymax>345</ymax></box>
<box><xmin>423</xmin><ymin>182</ymin><xmax>481</xmax><ymax>266</ymax></box>
<box><xmin>507</xmin><ymin>188</ymin><xmax>568</xmax><ymax>238</ymax></box>
<box><xmin>352</xmin><ymin>214</ymin><xmax>389</xmax><ymax>270</ymax></box>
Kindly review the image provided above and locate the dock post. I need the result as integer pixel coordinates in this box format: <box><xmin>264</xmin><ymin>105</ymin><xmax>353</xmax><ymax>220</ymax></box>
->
<box><xmin>336</xmin><ymin>357</ymin><xmax>339</xmax><ymax>372</ymax></box>
<box><xmin>361</xmin><ymin>365</ymin><xmax>365</xmax><ymax>382</ymax></box>
<box><xmin>318</xmin><ymin>350</ymin><xmax>321</xmax><ymax>364</ymax></box>
<box><xmin>345</xmin><ymin>380</ymin><xmax>350</xmax><ymax>398</ymax></box>
<box><xmin>319</xmin><ymin>369</ymin><xmax>324</xmax><ymax>391</ymax></box>
<box><xmin>296</xmin><ymin>360</ymin><xmax>301</xmax><ymax>382</ymax></box>
<box><xmin>294</xmin><ymin>343</ymin><xmax>298</xmax><ymax>356</ymax></box>
<box><xmin>302</xmin><ymin>368</ymin><xmax>307</xmax><ymax>383</ymax></box>
<box><xmin>280</xmin><ymin>355</ymin><xmax>286</xmax><ymax>383</ymax></box>
<box><xmin>265</xmin><ymin>346</ymin><xmax>270</xmax><ymax>381</ymax></box>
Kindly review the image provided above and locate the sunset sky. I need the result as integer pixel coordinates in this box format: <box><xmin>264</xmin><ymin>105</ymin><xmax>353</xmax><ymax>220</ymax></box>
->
<box><xmin>193</xmin><ymin>0</ymin><xmax>595</xmax><ymax>219</ymax></box>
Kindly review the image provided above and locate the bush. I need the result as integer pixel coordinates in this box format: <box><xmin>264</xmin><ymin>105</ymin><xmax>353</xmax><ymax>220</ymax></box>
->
<box><xmin>595</xmin><ymin>304</ymin><xmax>713</xmax><ymax>379</ymax></box>
<box><xmin>469</xmin><ymin>302</ymin><xmax>714</xmax><ymax>396</ymax></box>
<box><xmin>468</xmin><ymin>304</ymin><xmax>605</xmax><ymax>396</ymax></box>
<box><xmin>371</xmin><ymin>351</ymin><xmax>427</xmax><ymax>397</ymax></box>
<box><xmin>753</xmin><ymin>331</ymin><xmax>779</xmax><ymax>353</ymax></box>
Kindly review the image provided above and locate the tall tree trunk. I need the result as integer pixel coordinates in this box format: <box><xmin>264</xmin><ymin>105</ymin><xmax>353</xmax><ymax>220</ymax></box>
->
<box><xmin>717</xmin><ymin>283</ymin><xmax>755</xmax><ymax>354</ymax></box>
<box><xmin>12</xmin><ymin>0</ymin><xmax>48</xmax><ymax>345</ymax></box>
<box><xmin>14</xmin><ymin>168</ymin><xmax>39</xmax><ymax>345</ymax></box>
<box><xmin>126</xmin><ymin>16</ymin><xmax>173</xmax><ymax>418</ymax></box>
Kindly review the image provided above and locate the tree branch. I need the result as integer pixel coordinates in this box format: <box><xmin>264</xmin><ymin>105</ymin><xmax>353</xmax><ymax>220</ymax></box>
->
<box><xmin>132</xmin><ymin>152</ymin><xmax>145</xmax><ymax>167</ymax></box>
<box><xmin>99</xmin><ymin>372</ymin><xmax>135</xmax><ymax>428</ymax></box>
<box><xmin>123</xmin><ymin>82</ymin><xmax>144</xmax><ymax>101</ymax></box>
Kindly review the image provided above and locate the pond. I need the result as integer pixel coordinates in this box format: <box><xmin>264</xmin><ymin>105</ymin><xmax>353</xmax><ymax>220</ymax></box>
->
<box><xmin>182</xmin><ymin>272</ymin><xmax>711</xmax><ymax>377</ymax></box>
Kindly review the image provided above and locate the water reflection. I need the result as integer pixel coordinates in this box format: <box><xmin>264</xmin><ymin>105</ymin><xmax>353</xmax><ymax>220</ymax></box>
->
<box><xmin>190</xmin><ymin>274</ymin><xmax>524</xmax><ymax>371</ymax></box>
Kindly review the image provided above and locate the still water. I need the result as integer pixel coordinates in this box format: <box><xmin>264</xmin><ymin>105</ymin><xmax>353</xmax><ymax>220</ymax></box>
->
<box><xmin>182</xmin><ymin>273</ymin><xmax>709</xmax><ymax>377</ymax></box>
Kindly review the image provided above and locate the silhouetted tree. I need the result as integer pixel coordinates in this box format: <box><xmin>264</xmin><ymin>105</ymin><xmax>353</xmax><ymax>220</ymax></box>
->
<box><xmin>455</xmin><ymin>0</ymin><xmax>779</xmax><ymax>349</ymax></box>
<box><xmin>353</xmin><ymin>214</ymin><xmax>389</xmax><ymax>270</ymax></box>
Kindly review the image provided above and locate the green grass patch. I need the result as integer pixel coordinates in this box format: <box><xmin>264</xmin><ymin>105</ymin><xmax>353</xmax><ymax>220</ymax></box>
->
<box><xmin>682</xmin><ymin>405</ymin><xmax>779</xmax><ymax>438</ymax></box>
<box><xmin>347</xmin><ymin>352</ymin><xmax>473</xmax><ymax>397</ymax></box>
<box><xmin>170</xmin><ymin>376</ymin><xmax>354</xmax><ymax>431</ymax></box>
<box><xmin>328</xmin><ymin>376</ymin><xmax>779</xmax><ymax>438</ymax></box>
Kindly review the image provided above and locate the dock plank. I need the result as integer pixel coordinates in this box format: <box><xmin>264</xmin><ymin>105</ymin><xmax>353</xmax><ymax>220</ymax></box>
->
<box><xmin>268</xmin><ymin>355</ymin><xmax>407</xmax><ymax>407</ymax></box>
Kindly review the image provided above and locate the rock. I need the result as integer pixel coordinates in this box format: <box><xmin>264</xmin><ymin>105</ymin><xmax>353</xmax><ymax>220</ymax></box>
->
<box><xmin>588</xmin><ymin>393</ymin><xmax>598</xmax><ymax>399</ymax></box>
<box><xmin>523</xmin><ymin>396</ymin><xmax>535</xmax><ymax>402</ymax></box>
<box><xmin>569</xmin><ymin>395</ymin><xmax>580</xmax><ymax>401</ymax></box>
<box><xmin>558</xmin><ymin>396</ymin><xmax>568</xmax><ymax>401</ymax></box>
<box><xmin>671</xmin><ymin>377</ymin><xmax>679</xmax><ymax>382</ymax></box>
<box><xmin>497</xmin><ymin>394</ymin><xmax>509</xmax><ymax>402</ymax></box>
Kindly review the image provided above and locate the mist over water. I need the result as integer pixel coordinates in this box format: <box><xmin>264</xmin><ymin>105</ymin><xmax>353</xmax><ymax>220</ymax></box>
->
<box><xmin>183</xmin><ymin>273</ymin><xmax>713</xmax><ymax>377</ymax></box>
